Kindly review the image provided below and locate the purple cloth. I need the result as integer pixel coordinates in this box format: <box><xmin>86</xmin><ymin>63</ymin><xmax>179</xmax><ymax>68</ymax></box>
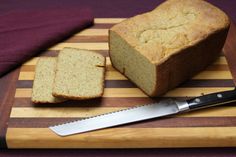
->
<box><xmin>0</xmin><ymin>7</ymin><xmax>93</xmax><ymax>76</ymax></box>
<box><xmin>0</xmin><ymin>0</ymin><xmax>236</xmax><ymax>156</ymax></box>
<box><xmin>1</xmin><ymin>0</ymin><xmax>235</xmax><ymax>21</ymax></box>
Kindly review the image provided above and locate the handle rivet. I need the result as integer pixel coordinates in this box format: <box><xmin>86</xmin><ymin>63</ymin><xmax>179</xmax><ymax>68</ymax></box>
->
<box><xmin>195</xmin><ymin>98</ymin><xmax>201</xmax><ymax>103</ymax></box>
<box><xmin>217</xmin><ymin>94</ymin><xmax>223</xmax><ymax>98</ymax></box>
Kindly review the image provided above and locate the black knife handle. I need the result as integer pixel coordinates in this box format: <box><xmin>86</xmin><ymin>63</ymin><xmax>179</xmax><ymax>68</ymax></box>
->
<box><xmin>186</xmin><ymin>88</ymin><xmax>236</xmax><ymax>110</ymax></box>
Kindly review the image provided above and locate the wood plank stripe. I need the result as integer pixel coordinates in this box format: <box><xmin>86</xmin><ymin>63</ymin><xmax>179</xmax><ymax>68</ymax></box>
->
<box><xmin>179</xmin><ymin>79</ymin><xmax>234</xmax><ymax>87</ymax></box>
<box><xmin>48</xmin><ymin>43</ymin><xmax>108</xmax><ymax>50</ymax></box>
<box><xmin>18</xmin><ymin>71</ymin><xmax>127</xmax><ymax>80</ymax></box>
<box><xmin>15</xmin><ymin>80</ymin><xmax>136</xmax><ymax>88</ymax></box>
<box><xmin>40</xmin><ymin>51</ymin><xmax>223</xmax><ymax>58</ymax></box>
<box><xmin>94</xmin><ymin>18</ymin><xmax>126</xmax><ymax>24</ymax></box>
<box><xmin>205</xmin><ymin>65</ymin><xmax>229</xmax><ymax>71</ymax></box>
<box><xmin>65</xmin><ymin>36</ymin><xmax>108</xmax><ymax>43</ymax></box>
<box><xmin>214</xmin><ymin>57</ymin><xmax>228</xmax><ymax>64</ymax></box>
<box><xmin>192</xmin><ymin>71</ymin><xmax>232</xmax><ymax>79</ymax></box>
<box><xmin>12</xmin><ymin>97</ymin><xmax>167</xmax><ymax>108</ymax></box>
<box><xmin>22</xmin><ymin>56</ymin><xmax>227</xmax><ymax>66</ymax></box>
<box><xmin>8</xmin><ymin>117</ymin><xmax>236</xmax><ymax>128</ymax></box>
<box><xmin>40</xmin><ymin>50</ymin><xmax>59</xmax><ymax>57</ymax></box>
<box><xmin>14</xmin><ymin>87</ymin><xmax>234</xmax><ymax>98</ymax></box>
<box><xmin>9</xmin><ymin>107</ymin><xmax>126</xmax><ymax>118</ymax></box>
<box><xmin>39</xmin><ymin>50</ymin><xmax>109</xmax><ymax>57</ymax></box>
<box><xmin>75</xmin><ymin>29</ymin><xmax>108</xmax><ymax>36</ymax></box>
<box><xmin>90</xmin><ymin>23</ymin><xmax>114</xmax><ymax>29</ymax></box>
<box><xmin>22</xmin><ymin>57</ymin><xmax>110</xmax><ymax>66</ymax></box>
<box><xmin>15</xmin><ymin>79</ymin><xmax>235</xmax><ymax>89</ymax></box>
<box><xmin>20</xmin><ymin>64</ymin><xmax>230</xmax><ymax>72</ymax></box>
<box><xmin>18</xmin><ymin>70</ymin><xmax>233</xmax><ymax>81</ymax></box>
<box><xmin>6</xmin><ymin>127</ymin><xmax>236</xmax><ymax>148</ymax></box>
<box><xmin>12</xmin><ymin>97</ymin><xmax>236</xmax><ymax>108</ymax></box>
<box><xmin>9</xmin><ymin>106</ymin><xmax>236</xmax><ymax>118</ymax></box>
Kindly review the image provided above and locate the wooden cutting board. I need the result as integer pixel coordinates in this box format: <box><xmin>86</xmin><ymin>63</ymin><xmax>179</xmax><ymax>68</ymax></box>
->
<box><xmin>4</xmin><ymin>18</ymin><xmax>236</xmax><ymax>148</ymax></box>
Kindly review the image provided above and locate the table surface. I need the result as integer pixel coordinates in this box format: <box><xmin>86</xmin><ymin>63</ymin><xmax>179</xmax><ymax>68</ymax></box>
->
<box><xmin>1</xmin><ymin>0</ymin><xmax>236</xmax><ymax>156</ymax></box>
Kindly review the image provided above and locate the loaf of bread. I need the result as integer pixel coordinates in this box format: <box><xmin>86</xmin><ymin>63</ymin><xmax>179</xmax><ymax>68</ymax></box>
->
<box><xmin>32</xmin><ymin>58</ymin><xmax>66</xmax><ymax>103</ymax></box>
<box><xmin>109</xmin><ymin>0</ymin><xmax>230</xmax><ymax>96</ymax></box>
<box><xmin>53</xmin><ymin>48</ymin><xmax>106</xmax><ymax>100</ymax></box>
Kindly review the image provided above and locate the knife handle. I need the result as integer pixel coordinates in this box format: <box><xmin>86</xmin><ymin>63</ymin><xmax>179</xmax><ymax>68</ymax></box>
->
<box><xmin>186</xmin><ymin>88</ymin><xmax>236</xmax><ymax>110</ymax></box>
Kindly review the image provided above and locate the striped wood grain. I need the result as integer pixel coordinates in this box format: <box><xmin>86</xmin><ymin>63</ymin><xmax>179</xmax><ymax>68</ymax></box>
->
<box><xmin>7</xmin><ymin>117</ymin><xmax>236</xmax><ymax>128</ymax></box>
<box><xmin>7</xmin><ymin>18</ymin><xmax>236</xmax><ymax>148</ymax></box>
<box><xmin>14</xmin><ymin>87</ymin><xmax>234</xmax><ymax>98</ymax></box>
<box><xmin>18</xmin><ymin>57</ymin><xmax>232</xmax><ymax>80</ymax></box>
<box><xmin>9</xmin><ymin>106</ymin><xmax>236</xmax><ymax>118</ymax></box>
<box><xmin>6</xmin><ymin>127</ymin><xmax>236</xmax><ymax>148</ymax></box>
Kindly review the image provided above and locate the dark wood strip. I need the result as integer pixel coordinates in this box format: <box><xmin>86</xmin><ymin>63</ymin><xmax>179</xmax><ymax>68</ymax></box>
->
<box><xmin>20</xmin><ymin>66</ymin><xmax>35</xmax><ymax>72</ymax></box>
<box><xmin>12</xmin><ymin>97</ymin><xmax>236</xmax><ymax>108</ymax></box>
<box><xmin>39</xmin><ymin>50</ymin><xmax>109</xmax><ymax>57</ymax></box>
<box><xmin>40</xmin><ymin>50</ymin><xmax>59</xmax><ymax>57</ymax></box>
<box><xmin>20</xmin><ymin>64</ymin><xmax>230</xmax><ymax>72</ymax></box>
<box><xmin>16</xmin><ymin>79</ymin><xmax>235</xmax><ymax>88</ymax></box>
<box><xmin>16</xmin><ymin>80</ymin><xmax>137</xmax><ymax>88</ymax></box>
<box><xmin>13</xmin><ymin>97</ymin><xmax>172</xmax><ymax>107</ymax></box>
<box><xmin>0</xmin><ymin>68</ymin><xmax>20</xmax><ymax>148</ymax></box>
<box><xmin>180</xmin><ymin>79</ymin><xmax>235</xmax><ymax>87</ymax></box>
<box><xmin>205</xmin><ymin>65</ymin><xmax>229</xmax><ymax>71</ymax></box>
<box><xmin>65</xmin><ymin>36</ymin><xmax>108</xmax><ymax>43</ymax></box>
<box><xmin>8</xmin><ymin>117</ymin><xmax>236</xmax><ymax>128</ymax></box>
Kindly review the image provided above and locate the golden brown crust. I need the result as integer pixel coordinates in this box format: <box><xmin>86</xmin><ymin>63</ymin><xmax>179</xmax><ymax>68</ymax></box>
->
<box><xmin>32</xmin><ymin>99</ymin><xmax>67</xmax><ymax>104</ymax></box>
<box><xmin>111</xmin><ymin>0</ymin><xmax>230</xmax><ymax>65</ymax></box>
<box><xmin>109</xmin><ymin>0</ymin><xmax>230</xmax><ymax>97</ymax></box>
<box><xmin>150</xmin><ymin>27</ymin><xmax>230</xmax><ymax>96</ymax></box>
<box><xmin>52</xmin><ymin>92</ymin><xmax>102</xmax><ymax>100</ymax></box>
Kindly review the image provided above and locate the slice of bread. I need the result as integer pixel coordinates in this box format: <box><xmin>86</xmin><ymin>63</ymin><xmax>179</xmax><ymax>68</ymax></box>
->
<box><xmin>32</xmin><ymin>57</ymin><xmax>66</xmax><ymax>103</ymax></box>
<box><xmin>52</xmin><ymin>48</ymin><xmax>106</xmax><ymax>100</ymax></box>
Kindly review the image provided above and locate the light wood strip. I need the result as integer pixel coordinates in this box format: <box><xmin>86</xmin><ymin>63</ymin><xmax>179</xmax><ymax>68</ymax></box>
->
<box><xmin>94</xmin><ymin>18</ymin><xmax>126</xmax><ymax>24</ymax></box>
<box><xmin>10</xmin><ymin>107</ymin><xmax>125</xmax><ymax>118</ymax></box>
<box><xmin>18</xmin><ymin>71</ymin><xmax>126</xmax><ymax>80</ymax></box>
<box><xmin>6</xmin><ymin>127</ymin><xmax>236</xmax><ymax>148</ymax></box>
<box><xmin>23</xmin><ymin>58</ymin><xmax>39</xmax><ymax>65</ymax></box>
<box><xmin>23</xmin><ymin>57</ymin><xmax>111</xmax><ymax>66</ymax></box>
<box><xmin>75</xmin><ymin>29</ymin><xmax>108</xmax><ymax>36</ymax></box>
<box><xmin>105</xmin><ymin>71</ymin><xmax>127</xmax><ymax>80</ymax></box>
<box><xmin>192</xmin><ymin>71</ymin><xmax>232</xmax><ymax>79</ymax></box>
<box><xmin>14</xmin><ymin>87</ymin><xmax>233</xmax><ymax>98</ymax></box>
<box><xmin>9</xmin><ymin>106</ymin><xmax>236</xmax><ymax>118</ymax></box>
<box><xmin>48</xmin><ymin>43</ymin><xmax>108</xmax><ymax>50</ymax></box>
<box><xmin>213</xmin><ymin>57</ymin><xmax>227</xmax><ymax>64</ymax></box>
<box><xmin>18</xmin><ymin>72</ymin><xmax>35</xmax><ymax>80</ymax></box>
<box><xmin>164</xmin><ymin>87</ymin><xmax>234</xmax><ymax>97</ymax></box>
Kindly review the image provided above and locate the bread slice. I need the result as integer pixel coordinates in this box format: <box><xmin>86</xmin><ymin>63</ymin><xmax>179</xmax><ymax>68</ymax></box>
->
<box><xmin>52</xmin><ymin>48</ymin><xmax>106</xmax><ymax>100</ymax></box>
<box><xmin>32</xmin><ymin>57</ymin><xmax>66</xmax><ymax>103</ymax></box>
<box><xmin>109</xmin><ymin>0</ymin><xmax>230</xmax><ymax>96</ymax></box>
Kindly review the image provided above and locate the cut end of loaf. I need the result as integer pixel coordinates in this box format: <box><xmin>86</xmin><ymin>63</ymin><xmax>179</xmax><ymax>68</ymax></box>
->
<box><xmin>109</xmin><ymin>30</ymin><xmax>157</xmax><ymax>96</ymax></box>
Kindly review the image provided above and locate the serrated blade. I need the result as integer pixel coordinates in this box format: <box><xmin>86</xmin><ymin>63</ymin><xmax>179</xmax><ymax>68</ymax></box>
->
<box><xmin>49</xmin><ymin>99</ymin><xmax>181</xmax><ymax>136</ymax></box>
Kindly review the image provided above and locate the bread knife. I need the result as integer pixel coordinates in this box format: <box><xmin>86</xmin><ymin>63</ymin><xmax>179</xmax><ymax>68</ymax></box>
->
<box><xmin>50</xmin><ymin>88</ymin><xmax>236</xmax><ymax>136</ymax></box>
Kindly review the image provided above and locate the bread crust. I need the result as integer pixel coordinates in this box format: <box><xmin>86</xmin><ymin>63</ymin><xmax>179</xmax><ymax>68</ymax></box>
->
<box><xmin>150</xmin><ymin>27</ymin><xmax>229</xmax><ymax>96</ymax></box>
<box><xmin>109</xmin><ymin>0</ymin><xmax>230</xmax><ymax>97</ymax></box>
